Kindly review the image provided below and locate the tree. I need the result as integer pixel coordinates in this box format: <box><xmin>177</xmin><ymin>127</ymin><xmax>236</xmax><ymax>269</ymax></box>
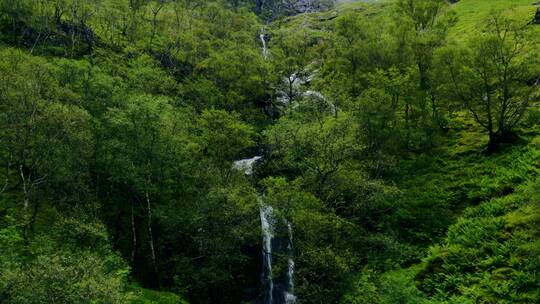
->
<box><xmin>102</xmin><ymin>94</ymin><xmax>182</xmax><ymax>285</ymax></box>
<box><xmin>0</xmin><ymin>49</ymin><xmax>93</xmax><ymax>237</ymax></box>
<box><xmin>396</xmin><ymin>0</ymin><xmax>456</xmax><ymax>135</ymax></box>
<box><xmin>439</xmin><ymin>15</ymin><xmax>540</xmax><ymax>151</ymax></box>
<box><xmin>396</xmin><ymin>0</ymin><xmax>454</xmax><ymax>91</ymax></box>
<box><xmin>355</xmin><ymin>88</ymin><xmax>399</xmax><ymax>157</ymax></box>
<box><xmin>196</xmin><ymin>109</ymin><xmax>255</xmax><ymax>170</ymax></box>
<box><xmin>149</xmin><ymin>0</ymin><xmax>167</xmax><ymax>45</ymax></box>
<box><xmin>0</xmin><ymin>250</ymin><xmax>130</xmax><ymax>303</ymax></box>
<box><xmin>0</xmin><ymin>0</ymin><xmax>34</xmax><ymax>35</ymax></box>
<box><xmin>325</xmin><ymin>12</ymin><xmax>395</xmax><ymax>97</ymax></box>
<box><xmin>272</xmin><ymin>27</ymin><xmax>314</xmax><ymax>105</ymax></box>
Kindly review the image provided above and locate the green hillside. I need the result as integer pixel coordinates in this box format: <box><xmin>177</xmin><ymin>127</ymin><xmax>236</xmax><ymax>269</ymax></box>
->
<box><xmin>0</xmin><ymin>0</ymin><xmax>538</xmax><ymax>303</ymax></box>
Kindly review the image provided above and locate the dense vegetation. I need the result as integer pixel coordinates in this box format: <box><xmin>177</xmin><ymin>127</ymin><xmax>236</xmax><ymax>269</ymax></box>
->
<box><xmin>0</xmin><ymin>0</ymin><xmax>538</xmax><ymax>303</ymax></box>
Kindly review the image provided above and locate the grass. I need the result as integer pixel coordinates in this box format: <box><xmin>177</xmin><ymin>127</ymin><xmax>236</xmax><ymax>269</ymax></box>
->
<box><xmin>448</xmin><ymin>0</ymin><xmax>540</xmax><ymax>42</ymax></box>
<box><xmin>129</xmin><ymin>284</ymin><xmax>189</xmax><ymax>304</ymax></box>
<box><xmin>393</xmin><ymin>111</ymin><xmax>540</xmax><ymax>245</ymax></box>
<box><xmin>414</xmin><ymin>176</ymin><xmax>540</xmax><ymax>303</ymax></box>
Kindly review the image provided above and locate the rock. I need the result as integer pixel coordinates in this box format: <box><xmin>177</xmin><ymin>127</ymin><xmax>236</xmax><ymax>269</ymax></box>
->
<box><xmin>257</xmin><ymin>0</ymin><xmax>334</xmax><ymax>19</ymax></box>
<box><xmin>533</xmin><ymin>7</ymin><xmax>540</xmax><ymax>24</ymax></box>
<box><xmin>288</xmin><ymin>0</ymin><xmax>334</xmax><ymax>14</ymax></box>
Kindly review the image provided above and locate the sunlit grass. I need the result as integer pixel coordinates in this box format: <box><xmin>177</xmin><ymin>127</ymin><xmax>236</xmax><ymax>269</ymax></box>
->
<box><xmin>449</xmin><ymin>0</ymin><xmax>539</xmax><ymax>41</ymax></box>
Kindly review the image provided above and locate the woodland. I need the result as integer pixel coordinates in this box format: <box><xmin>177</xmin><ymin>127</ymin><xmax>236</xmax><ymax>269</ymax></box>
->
<box><xmin>0</xmin><ymin>0</ymin><xmax>539</xmax><ymax>303</ymax></box>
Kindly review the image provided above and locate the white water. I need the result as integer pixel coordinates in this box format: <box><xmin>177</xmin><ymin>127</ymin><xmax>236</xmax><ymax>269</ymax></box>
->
<box><xmin>275</xmin><ymin>72</ymin><xmax>336</xmax><ymax>115</ymax></box>
<box><xmin>284</xmin><ymin>222</ymin><xmax>297</xmax><ymax>304</ymax></box>
<box><xmin>260</xmin><ymin>29</ymin><xmax>269</xmax><ymax>59</ymax></box>
<box><xmin>258</xmin><ymin>200</ymin><xmax>296</xmax><ymax>304</ymax></box>
<box><xmin>233</xmin><ymin>155</ymin><xmax>297</xmax><ymax>304</ymax></box>
<box><xmin>304</xmin><ymin>90</ymin><xmax>336</xmax><ymax>115</ymax></box>
<box><xmin>233</xmin><ymin>156</ymin><xmax>262</xmax><ymax>175</ymax></box>
<box><xmin>250</xmin><ymin>28</ymin><xmax>298</xmax><ymax>303</ymax></box>
<box><xmin>260</xmin><ymin>203</ymin><xmax>275</xmax><ymax>304</ymax></box>
<box><xmin>276</xmin><ymin>73</ymin><xmax>304</xmax><ymax>106</ymax></box>
<box><xmin>257</xmin><ymin>27</ymin><xmax>332</xmax><ymax>115</ymax></box>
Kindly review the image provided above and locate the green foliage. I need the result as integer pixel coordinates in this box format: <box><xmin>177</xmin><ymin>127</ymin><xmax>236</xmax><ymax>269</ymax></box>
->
<box><xmin>0</xmin><ymin>212</ymin><xmax>132</xmax><ymax>303</ymax></box>
<box><xmin>0</xmin><ymin>0</ymin><xmax>538</xmax><ymax>303</ymax></box>
<box><xmin>262</xmin><ymin>177</ymin><xmax>359</xmax><ymax>303</ymax></box>
<box><xmin>342</xmin><ymin>269</ymin><xmax>428</xmax><ymax>304</ymax></box>
<box><xmin>436</xmin><ymin>13</ymin><xmax>540</xmax><ymax>150</ymax></box>
<box><xmin>1</xmin><ymin>251</ymin><xmax>130</xmax><ymax>304</ymax></box>
<box><xmin>130</xmin><ymin>285</ymin><xmax>188</xmax><ymax>304</ymax></box>
<box><xmin>415</xmin><ymin>178</ymin><xmax>540</xmax><ymax>303</ymax></box>
<box><xmin>197</xmin><ymin>109</ymin><xmax>255</xmax><ymax>165</ymax></box>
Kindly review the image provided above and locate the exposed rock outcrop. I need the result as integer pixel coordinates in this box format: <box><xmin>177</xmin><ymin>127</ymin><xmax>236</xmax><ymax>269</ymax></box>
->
<box><xmin>291</xmin><ymin>0</ymin><xmax>333</xmax><ymax>13</ymax></box>
<box><xmin>256</xmin><ymin>0</ymin><xmax>334</xmax><ymax>19</ymax></box>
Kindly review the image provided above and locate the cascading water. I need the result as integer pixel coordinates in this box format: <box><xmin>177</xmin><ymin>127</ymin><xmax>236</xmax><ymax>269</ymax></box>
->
<box><xmin>233</xmin><ymin>156</ymin><xmax>263</xmax><ymax>175</ymax></box>
<box><xmin>260</xmin><ymin>28</ymin><xmax>269</xmax><ymax>59</ymax></box>
<box><xmin>260</xmin><ymin>202</ymin><xmax>275</xmax><ymax>304</ymax></box>
<box><xmin>284</xmin><ymin>222</ymin><xmax>297</xmax><ymax>304</ymax></box>
<box><xmin>237</xmin><ymin>29</ymin><xmax>298</xmax><ymax>304</ymax></box>
<box><xmin>233</xmin><ymin>155</ymin><xmax>297</xmax><ymax>304</ymax></box>
<box><xmin>258</xmin><ymin>26</ymin><xmax>333</xmax><ymax>115</ymax></box>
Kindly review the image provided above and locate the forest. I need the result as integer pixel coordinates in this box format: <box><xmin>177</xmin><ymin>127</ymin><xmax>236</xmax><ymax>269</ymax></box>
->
<box><xmin>0</xmin><ymin>0</ymin><xmax>539</xmax><ymax>303</ymax></box>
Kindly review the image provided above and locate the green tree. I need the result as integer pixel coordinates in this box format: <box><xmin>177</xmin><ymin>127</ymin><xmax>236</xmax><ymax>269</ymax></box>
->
<box><xmin>0</xmin><ymin>49</ymin><xmax>93</xmax><ymax>236</ymax></box>
<box><xmin>396</xmin><ymin>0</ymin><xmax>456</xmax><ymax>138</ymax></box>
<box><xmin>1</xmin><ymin>251</ymin><xmax>130</xmax><ymax>304</ymax></box>
<box><xmin>196</xmin><ymin>109</ymin><xmax>255</xmax><ymax>170</ymax></box>
<box><xmin>439</xmin><ymin>15</ymin><xmax>540</xmax><ymax>151</ymax></box>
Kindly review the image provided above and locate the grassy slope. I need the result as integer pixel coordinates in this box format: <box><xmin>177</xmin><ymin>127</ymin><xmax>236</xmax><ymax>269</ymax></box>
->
<box><xmin>448</xmin><ymin>0</ymin><xmax>540</xmax><ymax>41</ymax></box>
<box><xmin>415</xmin><ymin>175</ymin><xmax>540</xmax><ymax>303</ymax></box>
<box><xmin>296</xmin><ymin>0</ymin><xmax>540</xmax><ymax>302</ymax></box>
<box><xmin>395</xmin><ymin>113</ymin><xmax>540</xmax><ymax>244</ymax></box>
<box><xmin>386</xmin><ymin>0</ymin><xmax>540</xmax><ymax>302</ymax></box>
<box><xmin>410</xmin><ymin>2</ymin><xmax>540</xmax><ymax>300</ymax></box>
<box><xmin>402</xmin><ymin>111</ymin><xmax>540</xmax><ymax>301</ymax></box>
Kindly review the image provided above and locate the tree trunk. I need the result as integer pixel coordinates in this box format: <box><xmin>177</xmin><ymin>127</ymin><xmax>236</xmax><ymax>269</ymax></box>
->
<box><xmin>131</xmin><ymin>201</ymin><xmax>137</xmax><ymax>263</ymax></box>
<box><xmin>19</xmin><ymin>165</ymin><xmax>29</xmax><ymax>210</ymax></box>
<box><xmin>150</xmin><ymin>5</ymin><xmax>163</xmax><ymax>45</ymax></box>
<box><xmin>487</xmin><ymin>129</ymin><xmax>516</xmax><ymax>152</ymax></box>
<box><xmin>487</xmin><ymin>129</ymin><xmax>498</xmax><ymax>153</ymax></box>
<box><xmin>144</xmin><ymin>187</ymin><xmax>159</xmax><ymax>286</ymax></box>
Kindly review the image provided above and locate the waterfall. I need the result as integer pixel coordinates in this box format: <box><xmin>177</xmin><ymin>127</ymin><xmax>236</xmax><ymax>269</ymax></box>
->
<box><xmin>284</xmin><ymin>222</ymin><xmax>297</xmax><ymax>304</ymax></box>
<box><xmin>257</xmin><ymin>26</ymin><xmax>332</xmax><ymax>116</ymax></box>
<box><xmin>233</xmin><ymin>156</ymin><xmax>297</xmax><ymax>304</ymax></box>
<box><xmin>260</xmin><ymin>28</ymin><xmax>269</xmax><ymax>59</ymax></box>
<box><xmin>304</xmin><ymin>90</ymin><xmax>336</xmax><ymax>115</ymax></box>
<box><xmin>233</xmin><ymin>156</ymin><xmax>262</xmax><ymax>175</ymax></box>
<box><xmin>275</xmin><ymin>72</ymin><xmax>336</xmax><ymax>115</ymax></box>
<box><xmin>260</xmin><ymin>202</ymin><xmax>275</xmax><ymax>304</ymax></box>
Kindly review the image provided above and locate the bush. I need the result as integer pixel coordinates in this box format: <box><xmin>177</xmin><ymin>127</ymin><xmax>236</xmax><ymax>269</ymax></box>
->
<box><xmin>0</xmin><ymin>250</ymin><xmax>131</xmax><ymax>304</ymax></box>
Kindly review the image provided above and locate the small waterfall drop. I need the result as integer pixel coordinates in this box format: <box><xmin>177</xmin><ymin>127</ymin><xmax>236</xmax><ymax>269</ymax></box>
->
<box><xmin>284</xmin><ymin>222</ymin><xmax>297</xmax><ymax>304</ymax></box>
<box><xmin>260</xmin><ymin>28</ymin><xmax>269</xmax><ymax>59</ymax></box>
<box><xmin>276</xmin><ymin>72</ymin><xmax>336</xmax><ymax>115</ymax></box>
<box><xmin>257</xmin><ymin>26</ymin><xmax>332</xmax><ymax>116</ymax></box>
<box><xmin>233</xmin><ymin>156</ymin><xmax>263</xmax><ymax>175</ymax></box>
<box><xmin>303</xmin><ymin>90</ymin><xmax>336</xmax><ymax>115</ymax></box>
<box><xmin>260</xmin><ymin>202</ymin><xmax>275</xmax><ymax>304</ymax></box>
<box><xmin>233</xmin><ymin>156</ymin><xmax>297</xmax><ymax>304</ymax></box>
